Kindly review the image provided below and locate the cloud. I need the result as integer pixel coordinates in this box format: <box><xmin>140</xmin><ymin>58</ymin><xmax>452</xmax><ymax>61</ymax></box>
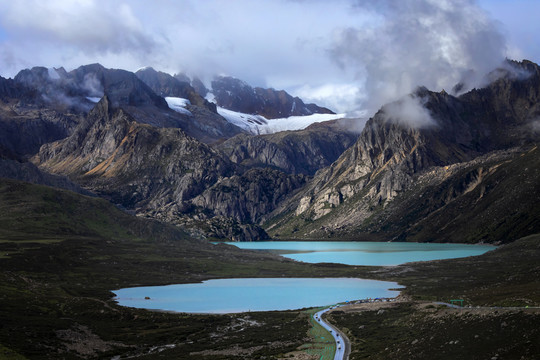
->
<box><xmin>380</xmin><ymin>93</ymin><xmax>435</xmax><ymax>129</ymax></box>
<box><xmin>328</xmin><ymin>0</ymin><xmax>507</xmax><ymax>113</ymax></box>
<box><xmin>292</xmin><ymin>83</ymin><xmax>364</xmax><ymax>115</ymax></box>
<box><xmin>0</xmin><ymin>1</ymin><xmax>366</xmax><ymax>86</ymax></box>
<box><xmin>81</xmin><ymin>73</ymin><xmax>104</xmax><ymax>98</ymax></box>
<box><xmin>0</xmin><ymin>0</ymin><xmax>535</xmax><ymax>122</ymax></box>
<box><xmin>0</xmin><ymin>0</ymin><xmax>157</xmax><ymax>76</ymax></box>
<box><xmin>1</xmin><ymin>1</ymin><xmax>155</xmax><ymax>53</ymax></box>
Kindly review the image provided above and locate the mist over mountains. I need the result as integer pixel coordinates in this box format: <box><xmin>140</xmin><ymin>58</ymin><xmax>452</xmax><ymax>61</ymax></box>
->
<box><xmin>0</xmin><ymin>59</ymin><xmax>539</xmax><ymax>243</ymax></box>
<box><xmin>1</xmin><ymin>2</ymin><xmax>540</xmax><ymax>359</ymax></box>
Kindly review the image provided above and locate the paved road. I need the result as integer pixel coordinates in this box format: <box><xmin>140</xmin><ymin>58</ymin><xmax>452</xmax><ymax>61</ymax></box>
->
<box><xmin>314</xmin><ymin>306</ymin><xmax>349</xmax><ymax>360</ymax></box>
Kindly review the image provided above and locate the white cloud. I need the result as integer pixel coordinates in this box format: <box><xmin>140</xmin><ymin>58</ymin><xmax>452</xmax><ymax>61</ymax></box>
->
<box><xmin>1</xmin><ymin>1</ymin><xmax>154</xmax><ymax>52</ymax></box>
<box><xmin>0</xmin><ymin>0</ymin><xmax>156</xmax><ymax>76</ymax></box>
<box><xmin>381</xmin><ymin>94</ymin><xmax>435</xmax><ymax>129</ymax></box>
<box><xmin>292</xmin><ymin>83</ymin><xmax>364</xmax><ymax>115</ymax></box>
<box><xmin>0</xmin><ymin>0</ymin><xmax>537</xmax><ymax>121</ymax></box>
<box><xmin>329</xmin><ymin>0</ymin><xmax>507</xmax><ymax>114</ymax></box>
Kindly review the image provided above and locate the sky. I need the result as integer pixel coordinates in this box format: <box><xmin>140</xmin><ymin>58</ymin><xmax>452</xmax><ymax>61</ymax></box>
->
<box><xmin>0</xmin><ymin>0</ymin><xmax>538</xmax><ymax>116</ymax></box>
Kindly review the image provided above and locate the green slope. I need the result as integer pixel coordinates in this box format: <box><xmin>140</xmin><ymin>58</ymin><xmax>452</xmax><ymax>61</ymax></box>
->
<box><xmin>0</xmin><ymin>178</ymin><xmax>358</xmax><ymax>359</ymax></box>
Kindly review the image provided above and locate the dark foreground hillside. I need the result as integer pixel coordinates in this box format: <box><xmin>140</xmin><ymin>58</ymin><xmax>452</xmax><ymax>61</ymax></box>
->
<box><xmin>267</xmin><ymin>60</ymin><xmax>540</xmax><ymax>244</ymax></box>
<box><xmin>0</xmin><ymin>178</ymin><xmax>538</xmax><ymax>359</ymax></box>
<box><xmin>328</xmin><ymin>234</ymin><xmax>540</xmax><ymax>359</ymax></box>
<box><xmin>0</xmin><ymin>178</ymin><xmax>357</xmax><ymax>359</ymax></box>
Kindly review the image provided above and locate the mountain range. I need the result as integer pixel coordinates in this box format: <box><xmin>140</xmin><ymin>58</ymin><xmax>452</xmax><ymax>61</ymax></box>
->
<box><xmin>1</xmin><ymin>60</ymin><xmax>539</xmax><ymax>244</ymax></box>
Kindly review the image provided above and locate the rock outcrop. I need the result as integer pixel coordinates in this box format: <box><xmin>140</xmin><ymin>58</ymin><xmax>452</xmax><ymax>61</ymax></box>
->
<box><xmin>217</xmin><ymin>120</ymin><xmax>358</xmax><ymax>175</ymax></box>
<box><xmin>0</xmin><ymin>73</ymin><xmax>85</xmax><ymax>160</ymax></box>
<box><xmin>266</xmin><ymin>60</ymin><xmax>540</xmax><ymax>243</ymax></box>
<box><xmin>68</xmin><ymin>64</ymin><xmax>169</xmax><ymax>110</ymax></box>
<box><xmin>192</xmin><ymin>168</ymin><xmax>307</xmax><ymax>224</ymax></box>
<box><xmin>211</xmin><ymin>76</ymin><xmax>335</xmax><ymax>119</ymax></box>
<box><xmin>135</xmin><ymin>67</ymin><xmax>217</xmax><ymax>113</ymax></box>
<box><xmin>33</xmin><ymin>96</ymin><xmax>305</xmax><ymax>240</ymax></box>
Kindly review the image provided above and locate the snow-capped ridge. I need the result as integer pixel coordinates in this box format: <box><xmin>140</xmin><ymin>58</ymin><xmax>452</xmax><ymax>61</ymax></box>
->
<box><xmin>166</xmin><ymin>95</ymin><xmax>344</xmax><ymax>134</ymax></box>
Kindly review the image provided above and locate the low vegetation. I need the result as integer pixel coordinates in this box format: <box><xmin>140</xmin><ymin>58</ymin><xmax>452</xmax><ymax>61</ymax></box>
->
<box><xmin>327</xmin><ymin>302</ymin><xmax>539</xmax><ymax>360</ymax></box>
<box><xmin>0</xmin><ymin>178</ymin><xmax>538</xmax><ymax>358</ymax></box>
<box><xmin>0</xmin><ymin>178</ymin><xmax>360</xmax><ymax>359</ymax></box>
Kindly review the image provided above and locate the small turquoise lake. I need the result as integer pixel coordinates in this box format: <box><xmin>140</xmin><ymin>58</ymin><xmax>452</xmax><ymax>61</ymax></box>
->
<box><xmin>113</xmin><ymin>278</ymin><xmax>400</xmax><ymax>314</ymax></box>
<box><xmin>226</xmin><ymin>241</ymin><xmax>496</xmax><ymax>266</ymax></box>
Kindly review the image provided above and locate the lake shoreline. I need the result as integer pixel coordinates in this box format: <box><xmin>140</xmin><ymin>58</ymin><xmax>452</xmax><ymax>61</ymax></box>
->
<box><xmin>225</xmin><ymin>240</ymin><xmax>496</xmax><ymax>266</ymax></box>
<box><xmin>112</xmin><ymin>277</ymin><xmax>402</xmax><ymax>314</ymax></box>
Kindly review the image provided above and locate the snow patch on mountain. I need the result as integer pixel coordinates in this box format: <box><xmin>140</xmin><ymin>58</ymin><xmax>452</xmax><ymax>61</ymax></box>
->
<box><xmin>217</xmin><ymin>108</ymin><xmax>345</xmax><ymax>134</ymax></box>
<box><xmin>86</xmin><ymin>96</ymin><xmax>102</xmax><ymax>103</ymax></box>
<box><xmin>165</xmin><ymin>96</ymin><xmax>345</xmax><ymax>134</ymax></box>
<box><xmin>216</xmin><ymin>107</ymin><xmax>267</xmax><ymax>133</ymax></box>
<box><xmin>165</xmin><ymin>97</ymin><xmax>193</xmax><ymax>116</ymax></box>
<box><xmin>166</xmin><ymin>96</ymin><xmax>344</xmax><ymax>134</ymax></box>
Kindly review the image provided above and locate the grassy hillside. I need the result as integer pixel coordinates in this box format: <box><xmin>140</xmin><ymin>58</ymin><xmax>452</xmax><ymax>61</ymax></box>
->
<box><xmin>0</xmin><ymin>178</ymin><xmax>538</xmax><ymax>359</ymax></box>
<box><xmin>0</xmin><ymin>178</ymin><xmax>358</xmax><ymax>359</ymax></box>
<box><xmin>327</xmin><ymin>234</ymin><xmax>540</xmax><ymax>359</ymax></box>
<box><xmin>376</xmin><ymin>233</ymin><xmax>540</xmax><ymax>306</ymax></box>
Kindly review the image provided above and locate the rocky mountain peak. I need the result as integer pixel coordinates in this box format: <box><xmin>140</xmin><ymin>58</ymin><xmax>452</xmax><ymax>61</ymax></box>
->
<box><xmin>135</xmin><ymin>67</ymin><xmax>216</xmax><ymax>113</ymax></box>
<box><xmin>70</xmin><ymin>65</ymin><xmax>169</xmax><ymax>109</ymax></box>
<box><xmin>191</xmin><ymin>76</ymin><xmax>208</xmax><ymax>97</ymax></box>
<box><xmin>14</xmin><ymin>66</ymin><xmax>53</xmax><ymax>86</ymax></box>
<box><xmin>211</xmin><ymin>75</ymin><xmax>335</xmax><ymax>119</ymax></box>
<box><xmin>266</xmin><ymin>61</ymin><xmax>540</xmax><ymax>243</ymax></box>
<box><xmin>0</xmin><ymin>75</ymin><xmax>25</xmax><ymax>100</ymax></box>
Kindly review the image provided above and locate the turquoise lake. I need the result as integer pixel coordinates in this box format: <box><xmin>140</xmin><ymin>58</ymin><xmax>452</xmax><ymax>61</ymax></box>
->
<box><xmin>113</xmin><ymin>278</ymin><xmax>400</xmax><ymax>314</ymax></box>
<box><xmin>226</xmin><ymin>241</ymin><xmax>496</xmax><ymax>266</ymax></box>
<box><xmin>113</xmin><ymin>241</ymin><xmax>495</xmax><ymax>313</ymax></box>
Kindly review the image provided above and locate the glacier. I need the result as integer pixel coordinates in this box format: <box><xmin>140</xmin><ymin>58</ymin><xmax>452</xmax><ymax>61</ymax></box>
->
<box><xmin>166</xmin><ymin>96</ymin><xmax>344</xmax><ymax>134</ymax></box>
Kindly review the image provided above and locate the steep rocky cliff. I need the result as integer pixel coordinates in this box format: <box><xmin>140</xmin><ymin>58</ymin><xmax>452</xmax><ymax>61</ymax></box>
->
<box><xmin>211</xmin><ymin>76</ymin><xmax>335</xmax><ymax>119</ymax></box>
<box><xmin>192</xmin><ymin>168</ymin><xmax>307</xmax><ymax>223</ymax></box>
<box><xmin>36</xmin><ymin>96</ymin><xmax>235</xmax><ymax>207</ymax></box>
<box><xmin>135</xmin><ymin>67</ymin><xmax>217</xmax><ymax>113</ymax></box>
<box><xmin>33</xmin><ymin>96</ymin><xmax>305</xmax><ymax>240</ymax></box>
<box><xmin>68</xmin><ymin>64</ymin><xmax>169</xmax><ymax>110</ymax></box>
<box><xmin>0</xmin><ymin>76</ymin><xmax>26</xmax><ymax>100</ymax></box>
<box><xmin>0</xmin><ymin>73</ymin><xmax>85</xmax><ymax>160</ymax></box>
<box><xmin>0</xmin><ymin>106</ymin><xmax>81</xmax><ymax>160</ymax></box>
<box><xmin>217</xmin><ymin>120</ymin><xmax>358</xmax><ymax>175</ymax></box>
<box><xmin>266</xmin><ymin>60</ymin><xmax>540</xmax><ymax>243</ymax></box>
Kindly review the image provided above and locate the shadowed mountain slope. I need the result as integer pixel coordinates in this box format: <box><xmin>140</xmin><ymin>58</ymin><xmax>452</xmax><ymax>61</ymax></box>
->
<box><xmin>266</xmin><ymin>60</ymin><xmax>540</xmax><ymax>243</ymax></box>
<box><xmin>217</xmin><ymin>120</ymin><xmax>359</xmax><ymax>175</ymax></box>
<box><xmin>211</xmin><ymin>75</ymin><xmax>335</xmax><ymax>119</ymax></box>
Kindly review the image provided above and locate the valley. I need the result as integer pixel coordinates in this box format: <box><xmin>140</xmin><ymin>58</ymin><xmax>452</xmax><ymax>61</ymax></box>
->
<box><xmin>0</xmin><ymin>58</ymin><xmax>539</xmax><ymax>359</ymax></box>
<box><xmin>0</xmin><ymin>179</ymin><xmax>537</xmax><ymax>359</ymax></box>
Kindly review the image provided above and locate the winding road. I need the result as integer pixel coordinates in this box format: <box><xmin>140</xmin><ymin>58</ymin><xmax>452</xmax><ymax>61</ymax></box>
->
<box><xmin>314</xmin><ymin>306</ymin><xmax>350</xmax><ymax>360</ymax></box>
